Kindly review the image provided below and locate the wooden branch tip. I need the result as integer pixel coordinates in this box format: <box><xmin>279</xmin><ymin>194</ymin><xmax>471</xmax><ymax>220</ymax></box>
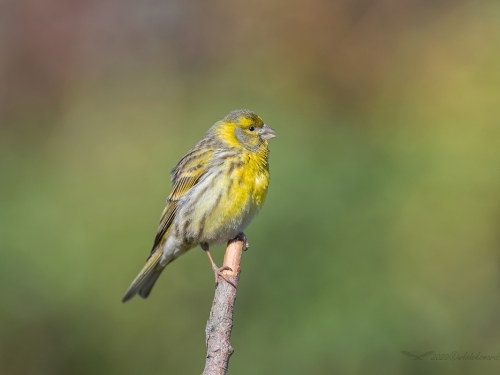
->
<box><xmin>202</xmin><ymin>237</ymin><xmax>245</xmax><ymax>375</ymax></box>
<box><xmin>222</xmin><ymin>239</ymin><xmax>243</xmax><ymax>277</ymax></box>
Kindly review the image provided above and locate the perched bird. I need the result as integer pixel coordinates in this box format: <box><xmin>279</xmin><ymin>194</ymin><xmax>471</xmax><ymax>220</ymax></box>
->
<box><xmin>122</xmin><ymin>109</ymin><xmax>275</xmax><ymax>302</ymax></box>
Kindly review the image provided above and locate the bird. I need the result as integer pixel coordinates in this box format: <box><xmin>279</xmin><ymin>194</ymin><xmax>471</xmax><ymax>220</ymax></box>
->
<box><xmin>122</xmin><ymin>109</ymin><xmax>275</xmax><ymax>302</ymax></box>
<box><xmin>400</xmin><ymin>351</ymin><xmax>434</xmax><ymax>360</ymax></box>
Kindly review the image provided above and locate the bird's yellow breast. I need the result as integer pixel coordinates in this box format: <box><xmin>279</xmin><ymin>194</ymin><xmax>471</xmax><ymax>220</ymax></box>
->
<box><xmin>228</xmin><ymin>151</ymin><xmax>269</xmax><ymax>210</ymax></box>
<box><xmin>193</xmin><ymin>149</ymin><xmax>269</xmax><ymax>244</ymax></box>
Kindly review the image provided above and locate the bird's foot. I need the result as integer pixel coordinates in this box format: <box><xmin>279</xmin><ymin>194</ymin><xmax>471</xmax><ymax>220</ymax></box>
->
<box><xmin>212</xmin><ymin>264</ymin><xmax>236</xmax><ymax>288</ymax></box>
<box><xmin>230</xmin><ymin>232</ymin><xmax>249</xmax><ymax>251</ymax></box>
<box><xmin>202</xmin><ymin>243</ymin><xmax>236</xmax><ymax>288</ymax></box>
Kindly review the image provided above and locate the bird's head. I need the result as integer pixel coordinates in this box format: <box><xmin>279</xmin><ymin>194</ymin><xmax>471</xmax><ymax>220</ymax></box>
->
<box><xmin>214</xmin><ymin>109</ymin><xmax>275</xmax><ymax>153</ymax></box>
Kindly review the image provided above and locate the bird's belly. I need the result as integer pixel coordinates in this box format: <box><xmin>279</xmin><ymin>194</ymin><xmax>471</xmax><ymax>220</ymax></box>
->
<box><xmin>175</xmin><ymin>166</ymin><xmax>267</xmax><ymax>245</ymax></box>
<box><xmin>202</xmin><ymin>189</ymin><xmax>259</xmax><ymax>244</ymax></box>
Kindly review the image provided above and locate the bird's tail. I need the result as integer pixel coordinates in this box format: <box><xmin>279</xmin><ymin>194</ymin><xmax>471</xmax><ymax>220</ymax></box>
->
<box><xmin>122</xmin><ymin>250</ymin><xmax>165</xmax><ymax>303</ymax></box>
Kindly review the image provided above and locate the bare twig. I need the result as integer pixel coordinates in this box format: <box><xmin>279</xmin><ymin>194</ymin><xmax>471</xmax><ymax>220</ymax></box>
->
<box><xmin>202</xmin><ymin>236</ymin><xmax>244</xmax><ymax>375</ymax></box>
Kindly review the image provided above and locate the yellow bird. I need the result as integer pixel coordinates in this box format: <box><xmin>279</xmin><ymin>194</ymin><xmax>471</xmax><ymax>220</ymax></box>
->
<box><xmin>122</xmin><ymin>109</ymin><xmax>275</xmax><ymax>302</ymax></box>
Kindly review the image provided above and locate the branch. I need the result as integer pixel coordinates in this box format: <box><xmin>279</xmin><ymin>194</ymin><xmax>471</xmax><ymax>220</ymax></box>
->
<box><xmin>202</xmin><ymin>236</ymin><xmax>244</xmax><ymax>375</ymax></box>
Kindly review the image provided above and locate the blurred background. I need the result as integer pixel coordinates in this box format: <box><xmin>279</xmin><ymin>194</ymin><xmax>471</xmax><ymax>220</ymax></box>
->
<box><xmin>1</xmin><ymin>0</ymin><xmax>500</xmax><ymax>374</ymax></box>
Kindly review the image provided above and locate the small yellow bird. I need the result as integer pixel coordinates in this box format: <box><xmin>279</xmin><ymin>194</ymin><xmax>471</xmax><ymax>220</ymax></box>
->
<box><xmin>122</xmin><ymin>109</ymin><xmax>275</xmax><ymax>302</ymax></box>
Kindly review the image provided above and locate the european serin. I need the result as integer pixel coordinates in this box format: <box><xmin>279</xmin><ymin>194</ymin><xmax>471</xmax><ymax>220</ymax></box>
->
<box><xmin>122</xmin><ymin>109</ymin><xmax>275</xmax><ymax>302</ymax></box>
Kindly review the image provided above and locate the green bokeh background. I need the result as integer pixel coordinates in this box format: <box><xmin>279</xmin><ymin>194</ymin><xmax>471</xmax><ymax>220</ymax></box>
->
<box><xmin>2</xmin><ymin>1</ymin><xmax>500</xmax><ymax>374</ymax></box>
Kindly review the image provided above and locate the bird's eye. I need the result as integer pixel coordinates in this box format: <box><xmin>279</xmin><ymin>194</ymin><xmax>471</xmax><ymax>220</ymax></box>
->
<box><xmin>248</xmin><ymin>126</ymin><xmax>255</xmax><ymax>132</ymax></box>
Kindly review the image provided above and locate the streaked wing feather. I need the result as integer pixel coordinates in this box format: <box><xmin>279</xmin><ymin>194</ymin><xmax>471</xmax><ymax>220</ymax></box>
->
<box><xmin>150</xmin><ymin>202</ymin><xmax>177</xmax><ymax>252</ymax></box>
<box><xmin>149</xmin><ymin>147</ymin><xmax>214</xmax><ymax>252</ymax></box>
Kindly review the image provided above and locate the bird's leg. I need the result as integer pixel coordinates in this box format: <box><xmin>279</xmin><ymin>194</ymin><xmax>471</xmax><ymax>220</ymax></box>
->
<box><xmin>201</xmin><ymin>242</ymin><xmax>236</xmax><ymax>287</ymax></box>
<box><xmin>229</xmin><ymin>232</ymin><xmax>249</xmax><ymax>251</ymax></box>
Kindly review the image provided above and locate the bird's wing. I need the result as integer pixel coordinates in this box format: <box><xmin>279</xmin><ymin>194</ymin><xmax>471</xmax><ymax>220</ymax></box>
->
<box><xmin>401</xmin><ymin>351</ymin><xmax>416</xmax><ymax>358</ymax></box>
<box><xmin>149</xmin><ymin>202</ymin><xmax>177</xmax><ymax>252</ymax></box>
<box><xmin>149</xmin><ymin>147</ymin><xmax>214</xmax><ymax>252</ymax></box>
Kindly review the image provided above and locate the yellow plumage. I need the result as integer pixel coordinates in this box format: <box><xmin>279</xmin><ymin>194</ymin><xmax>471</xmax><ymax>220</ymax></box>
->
<box><xmin>122</xmin><ymin>109</ymin><xmax>275</xmax><ymax>302</ymax></box>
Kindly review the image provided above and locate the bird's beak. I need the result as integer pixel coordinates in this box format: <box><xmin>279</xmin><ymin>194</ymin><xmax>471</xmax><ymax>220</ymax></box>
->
<box><xmin>261</xmin><ymin>124</ymin><xmax>276</xmax><ymax>140</ymax></box>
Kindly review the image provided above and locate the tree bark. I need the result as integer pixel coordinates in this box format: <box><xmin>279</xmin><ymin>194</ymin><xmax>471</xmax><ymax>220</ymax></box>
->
<box><xmin>201</xmin><ymin>237</ymin><xmax>244</xmax><ymax>375</ymax></box>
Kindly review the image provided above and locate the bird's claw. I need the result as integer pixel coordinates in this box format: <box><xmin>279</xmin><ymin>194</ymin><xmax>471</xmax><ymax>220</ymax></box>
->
<box><xmin>232</xmin><ymin>232</ymin><xmax>249</xmax><ymax>251</ymax></box>
<box><xmin>212</xmin><ymin>265</ymin><xmax>236</xmax><ymax>288</ymax></box>
<box><xmin>243</xmin><ymin>237</ymin><xmax>249</xmax><ymax>251</ymax></box>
